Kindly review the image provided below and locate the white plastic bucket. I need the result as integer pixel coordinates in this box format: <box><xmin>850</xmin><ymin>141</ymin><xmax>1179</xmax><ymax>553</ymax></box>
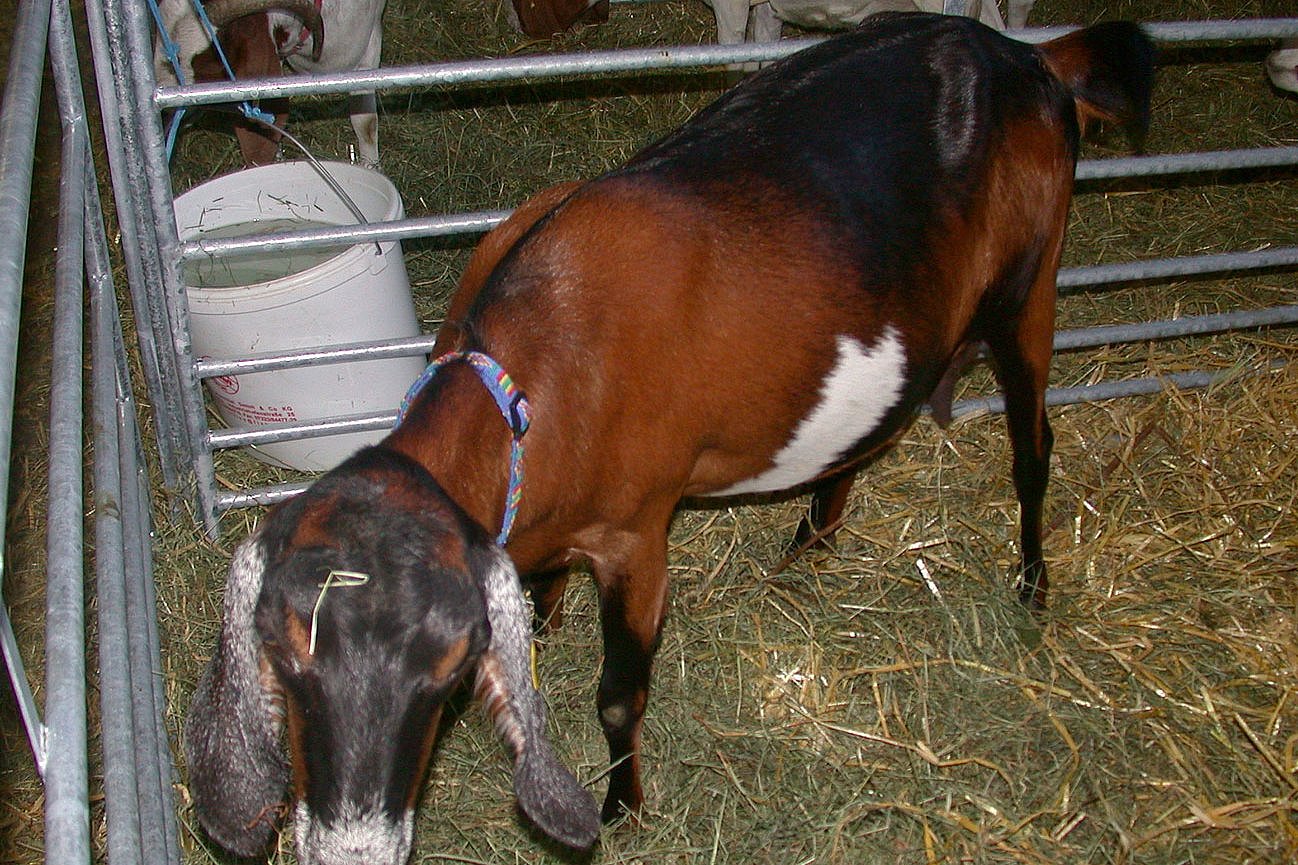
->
<box><xmin>175</xmin><ymin>161</ymin><xmax>425</xmax><ymax>472</ymax></box>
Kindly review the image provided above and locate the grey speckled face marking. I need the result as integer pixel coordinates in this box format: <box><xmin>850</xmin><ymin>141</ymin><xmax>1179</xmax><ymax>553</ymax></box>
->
<box><xmin>293</xmin><ymin>800</ymin><xmax>414</xmax><ymax>865</ymax></box>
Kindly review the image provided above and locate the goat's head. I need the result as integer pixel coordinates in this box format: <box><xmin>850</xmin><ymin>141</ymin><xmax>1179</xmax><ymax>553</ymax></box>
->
<box><xmin>507</xmin><ymin>0</ymin><xmax>609</xmax><ymax>40</ymax></box>
<box><xmin>157</xmin><ymin>0</ymin><xmax>324</xmax><ymax>88</ymax></box>
<box><xmin>184</xmin><ymin>447</ymin><xmax>599</xmax><ymax>863</ymax></box>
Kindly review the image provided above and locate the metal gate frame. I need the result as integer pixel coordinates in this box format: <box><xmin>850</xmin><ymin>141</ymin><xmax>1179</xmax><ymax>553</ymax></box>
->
<box><xmin>2</xmin><ymin>3</ymin><xmax>1296</xmax><ymax>864</ymax></box>
<box><xmin>2</xmin><ymin>0</ymin><xmax>178</xmax><ymax>862</ymax></box>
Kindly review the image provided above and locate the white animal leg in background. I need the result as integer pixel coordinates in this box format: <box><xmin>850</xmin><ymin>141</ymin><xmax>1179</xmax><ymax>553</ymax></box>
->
<box><xmin>348</xmin><ymin>25</ymin><xmax>382</xmax><ymax>166</ymax></box>
<box><xmin>277</xmin><ymin>0</ymin><xmax>387</xmax><ymax>165</ymax></box>
<box><xmin>939</xmin><ymin>0</ymin><xmax>1004</xmax><ymax>30</ymax></box>
<box><xmin>704</xmin><ymin>0</ymin><xmax>752</xmax><ymax>46</ymax></box>
<box><xmin>748</xmin><ymin>2</ymin><xmax>783</xmax><ymax>43</ymax></box>
<box><xmin>1007</xmin><ymin>0</ymin><xmax>1033</xmax><ymax>29</ymax></box>
<box><xmin>1266</xmin><ymin>39</ymin><xmax>1298</xmax><ymax>94</ymax></box>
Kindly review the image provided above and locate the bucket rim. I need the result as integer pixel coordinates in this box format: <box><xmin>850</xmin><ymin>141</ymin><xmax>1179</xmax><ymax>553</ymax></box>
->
<box><xmin>175</xmin><ymin>160</ymin><xmax>404</xmax><ymax>299</ymax></box>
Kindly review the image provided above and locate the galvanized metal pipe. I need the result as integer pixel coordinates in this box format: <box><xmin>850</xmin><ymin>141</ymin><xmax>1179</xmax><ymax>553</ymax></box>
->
<box><xmin>180</xmin><ymin>209</ymin><xmax>511</xmax><ymax>259</ymax></box>
<box><xmin>83</xmin><ymin>0</ymin><xmax>192</xmax><ymax>496</ymax></box>
<box><xmin>0</xmin><ymin>0</ymin><xmax>52</xmax><ymax>778</ymax></box>
<box><xmin>215</xmin><ymin>358</ymin><xmax>1289</xmax><ymax>513</ymax></box>
<box><xmin>155</xmin><ymin>18</ymin><xmax>1298</xmax><ymax>108</ymax></box>
<box><xmin>219</xmin><ymin>481</ymin><xmax>312</xmax><ymax>510</ymax></box>
<box><xmin>197</xmin><ymin>333</ymin><xmax>436</xmax><ymax>378</ymax></box>
<box><xmin>44</xmin><ymin>1</ymin><xmax>94</xmax><ymax>861</ymax></box>
<box><xmin>951</xmin><ymin>363</ymin><xmax>1285</xmax><ymax>419</ymax></box>
<box><xmin>1055</xmin><ymin>306</ymin><xmax>1298</xmax><ymax>351</ymax></box>
<box><xmin>91</xmin><ymin>221</ymin><xmax>146</xmax><ymax>865</ymax></box>
<box><xmin>207</xmin><ymin>409</ymin><xmax>397</xmax><ymax>450</ymax></box>
<box><xmin>197</xmin><ymin>303</ymin><xmax>1298</xmax><ymax>455</ymax></box>
<box><xmin>177</xmin><ymin>142</ymin><xmax>1298</xmax><ymax>262</ymax></box>
<box><xmin>84</xmin><ymin>138</ymin><xmax>182</xmax><ymax>865</ymax></box>
<box><xmin>115</xmin><ymin>0</ymin><xmax>226</xmax><ymax>528</ymax></box>
<box><xmin>1058</xmin><ymin>245</ymin><xmax>1298</xmax><ymax>292</ymax></box>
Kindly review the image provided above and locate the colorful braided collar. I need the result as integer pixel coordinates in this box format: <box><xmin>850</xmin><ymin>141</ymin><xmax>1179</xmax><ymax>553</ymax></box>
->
<box><xmin>394</xmin><ymin>351</ymin><xmax>531</xmax><ymax>546</ymax></box>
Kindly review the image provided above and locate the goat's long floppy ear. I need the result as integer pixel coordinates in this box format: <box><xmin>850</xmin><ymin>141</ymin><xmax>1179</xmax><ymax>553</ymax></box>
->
<box><xmin>184</xmin><ymin>534</ymin><xmax>290</xmax><ymax>856</ymax></box>
<box><xmin>475</xmin><ymin>546</ymin><xmax>601</xmax><ymax>850</ymax></box>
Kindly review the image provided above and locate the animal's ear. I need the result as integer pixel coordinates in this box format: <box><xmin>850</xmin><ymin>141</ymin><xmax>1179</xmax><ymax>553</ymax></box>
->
<box><xmin>184</xmin><ymin>534</ymin><xmax>290</xmax><ymax>856</ymax></box>
<box><xmin>474</xmin><ymin>545</ymin><xmax>601</xmax><ymax>850</ymax></box>
<box><xmin>203</xmin><ymin>0</ymin><xmax>325</xmax><ymax>62</ymax></box>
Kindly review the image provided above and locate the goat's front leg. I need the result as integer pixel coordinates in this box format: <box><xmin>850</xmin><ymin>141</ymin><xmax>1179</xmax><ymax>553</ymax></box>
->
<box><xmin>593</xmin><ymin>529</ymin><xmax>670</xmax><ymax>823</ymax></box>
<box><xmin>528</xmin><ymin>568</ymin><xmax>571</xmax><ymax>633</ymax></box>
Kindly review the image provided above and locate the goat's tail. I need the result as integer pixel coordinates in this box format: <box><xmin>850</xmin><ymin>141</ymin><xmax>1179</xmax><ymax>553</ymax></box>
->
<box><xmin>1040</xmin><ymin>22</ymin><xmax>1157</xmax><ymax>148</ymax></box>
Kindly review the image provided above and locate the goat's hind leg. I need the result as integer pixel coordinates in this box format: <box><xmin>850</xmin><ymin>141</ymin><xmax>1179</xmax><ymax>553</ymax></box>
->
<box><xmin>791</xmin><ymin>470</ymin><xmax>856</xmax><ymax>554</ymax></box>
<box><xmin>986</xmin><ymin>276</ymin><xmax>1056</xmax><ymax>610</ymax></box>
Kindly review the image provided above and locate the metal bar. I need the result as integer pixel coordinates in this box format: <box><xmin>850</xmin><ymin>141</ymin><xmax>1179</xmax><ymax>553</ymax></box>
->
<box><xmin>83</xmin><ymin>0</ymin><xmax>190</xmax><ymax>495</ymax></box>
<box><xmin>43</xmin><ymin>1</ymin><xmax>93</xmax><ymax>860</ymax></box>
<box><xmin>190</xmin><ymin>286</ymin><xmax>1298</xmax><ymax>385</ymax></box>
<box><xmin>196</xmin><ymin>333</ymin><xmax>435</xmax><ymax>377</ymax></box>
<box><xmin>90</xmin><ymin>176</ymin><xmax>147</xmax><ymax>865</ymax></box>
<box><xmin>118</xmin><ymin>338</ymin><xmax>183</xmax><ymax>865</ymax></box>
<box><xmin>1058</xmin><ymin>246</ymin><xmax>1298</xmax><ymax>292</ymax></box>
<box><xmin>950</xmin><ymin>362</ymin><xmax>1288</xmax><ymax>420</ymax></box>
<box><xmin>207</xmin><ymin>410</ymin><xmax>396</xmax><ymax>450</ymax></box>
<box><xmin>85</xmin><ymin>136</ymin><xmax>182</xmax><ymax>865</ymax></box>
<box><xmin>176</xmin><ymin>143</ymin><xmax>1298</xmax><ymax>263</ymax></box>
<box><xmin>180</xmin><ymin>209</ymin><xmax>510</xmax><ymax>259</ymax></box>
<box><xmin>120</xmin><ymin>0</ymin><xmax>228</xmax><ymax>531</ymax></box>
<box><xmin>1075</xmin><ymin>146</ymin><xmax>1298</xmax><ymax>181</ymax></box>
<box><xmin>199</xmin><ymin>305</ymin><xmax>1298</xmax><ymax>476</ymax></box>
<box><xmin>218</xmin><ymin>481</ymin><xmax>313</xmax><ymax>510</ymax></box>
<box><xmin>0</xmin><ymin>0</ymin><xmax>52</xmax><ymax>774</ymax></box>
<box><xmin>155</xmin><ymin>18</ymin><xmax>1298</xmax><ymax>108</ymax></box>
<box><xmin>1055</xmin><ymin>306</ymin><xmax>1298</xmax><ymax>351</ymax></box>
<box><xmin>215</xmin><ymin>362</ymin><xmax>1298</xmax><ymax>514</ymax></box>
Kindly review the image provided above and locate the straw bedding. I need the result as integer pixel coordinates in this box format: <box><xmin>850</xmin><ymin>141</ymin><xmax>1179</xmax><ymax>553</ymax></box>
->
<box><xmin>3</xmin><ymin>0</ymin><xmax>1296</xmax><ymax>862</ymax></box>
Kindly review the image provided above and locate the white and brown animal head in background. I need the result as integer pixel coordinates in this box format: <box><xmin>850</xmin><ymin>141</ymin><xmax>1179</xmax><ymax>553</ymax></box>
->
<box><xmin>183</xmin><ymin>446</ymin><xmax>599</xmax><ymax>863</ymax></box>
<box><xmin>506</xmin><ymin>0</ymin><xmax>609</xmax><ymax>39</ymax></box>
<box><xmin>153</xmin><ymin>0</ymin><xmax>389</xmax><ymax>166</ymax></box>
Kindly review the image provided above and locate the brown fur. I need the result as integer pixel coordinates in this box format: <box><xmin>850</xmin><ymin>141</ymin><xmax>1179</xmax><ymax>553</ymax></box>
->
<box><xmin>189</xmin><ymin>13</ymin><xmax>287</xmax><ymax>166</ymax></box>
<box><xmin>511</xmin><ymin>0</ymin><xmax>609</xmax><ymax>39</ymax></box>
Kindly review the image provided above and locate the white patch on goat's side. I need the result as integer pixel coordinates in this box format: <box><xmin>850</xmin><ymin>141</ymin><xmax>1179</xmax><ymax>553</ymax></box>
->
<box><xmin>709</xmin><ymin>328</ymin><xmax>906</xmax><ymax>497</ymax></box>
<box><xmin>294</xmin><ymin>800</ymin><xmax>414</xmax><ymax>865</ymax></box>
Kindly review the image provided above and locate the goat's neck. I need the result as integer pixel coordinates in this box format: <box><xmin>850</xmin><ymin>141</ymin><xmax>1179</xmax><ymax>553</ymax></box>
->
<box><xmin>384</xmin><ymin>366</ymin><xmax>515</xmax><ymax>544</ymax></box>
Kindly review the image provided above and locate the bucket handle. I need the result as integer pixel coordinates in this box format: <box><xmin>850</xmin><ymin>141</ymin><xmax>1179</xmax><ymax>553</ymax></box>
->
<box><xmin>254</xmin><ymin>122</ymin><xmax>384</xmax><ymax>256</ymax></box>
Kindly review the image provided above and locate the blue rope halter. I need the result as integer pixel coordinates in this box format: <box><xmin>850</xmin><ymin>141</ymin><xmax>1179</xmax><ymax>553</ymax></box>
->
<box><xmin>394</xmin><ymin>351</ymin><xmax>532</xmax><ymax>546</ymax></box>
<box><xmin>147</xmin><ymin>0</ymin><xmax>278</xmax><ymax>159</ymax></box>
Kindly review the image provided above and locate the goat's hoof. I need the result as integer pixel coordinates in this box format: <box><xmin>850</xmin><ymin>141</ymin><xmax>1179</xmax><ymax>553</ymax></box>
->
<box><xmin>1015</xmin><ymin>561</ymin><xmax>1048</xmax><ymax>611</ymax></box>
<box><xmin>787</xmin><ymin>519</ymin><xmax>837</xmax><ymax>557</ymax></box>
<box><xmin>600</xmin><ymin>790</ymin><xmax>644</xmax><ymax>827</ymax></box>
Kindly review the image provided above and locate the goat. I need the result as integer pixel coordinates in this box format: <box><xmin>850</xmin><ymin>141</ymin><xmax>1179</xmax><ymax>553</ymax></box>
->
<box><xmin>185</xmin><ymin>13</ymin><xmax>1155</xmax><ymax>862</ymax></box>
<box><xmin>154</xmin><ymin>0</ymin><xmax>383</xmax><ymax>166</ymax></box>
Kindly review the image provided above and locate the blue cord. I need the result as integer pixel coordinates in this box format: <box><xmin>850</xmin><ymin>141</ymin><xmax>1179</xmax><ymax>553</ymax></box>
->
<box><xmin>395</xmin><ymin>352</ymin><xmax>533</xmax><ymax>546</ymax></box>
<box><xmin>146</xmin><ymin>0</ymin><xmax>277</xmax><ymax>162</ymax></box>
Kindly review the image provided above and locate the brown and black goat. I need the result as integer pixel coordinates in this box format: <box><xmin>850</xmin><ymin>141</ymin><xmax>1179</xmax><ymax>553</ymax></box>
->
<box><xmin>185</xmin><ymin>13</ymin><xmax>1155</xmax><ymax>862</ymax></box>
